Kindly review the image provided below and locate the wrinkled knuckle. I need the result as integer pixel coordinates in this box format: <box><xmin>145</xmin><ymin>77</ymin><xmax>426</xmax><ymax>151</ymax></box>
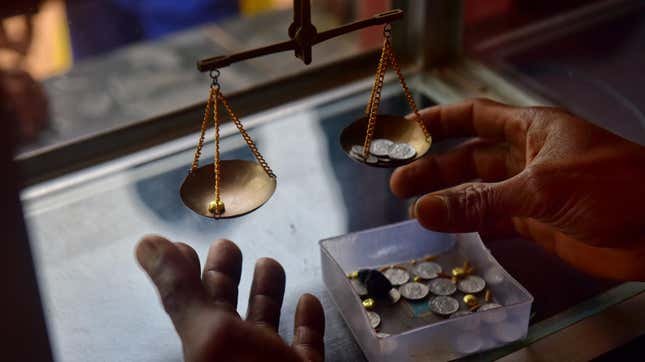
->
<box><xmin>523</xmin><ymin>165</ymin><xmax>550</xmax><ymax>194</ymax></box>
<box><xmin>159</xmin><ymin>274</ymin><xmax>190</xmax><ymax>315</ymax></box>
<box><xmin>523</xmin><ymin>106</ymin><xmax>570</xmax><ymax>125</ymax></box>
<box><xmin>454</xmin><ymin>183</ymin><xmax>491</xmax><ymax>228</ymax></box>
<box><xmin>153</xmin><ymin>251</ymin><xmax>193</xmax><ymax>316</ymax></box>
<box><xmin>521</xmin><ymin>166</ymin><xmax>552</xmax><ymax>216</ymax></box>
<box><xmin>507</xmin><ymin>110</ymin><xmax>531</xmax><ymax>135</ymax></box>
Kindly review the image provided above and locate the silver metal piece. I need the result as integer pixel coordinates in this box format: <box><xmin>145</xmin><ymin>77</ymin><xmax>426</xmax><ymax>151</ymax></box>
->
<box><xmin>450</xmin><ymin>310</ymin><xmax>473</xmax><ymax>319</ymax></box>
<box><xmin>365</xmin><ymin>154</ymin><xmax>378</xmax><ymax>164</ymax></box>
<box><xmin>383</xmin><ymin>267</ymin><xmax>410</xmax><ymax>286</ymax></box>
<box><xmin>388</xmin><ymin>288</ymin><xmax>401</xmax><ymax>304</ymax></box>
<box><xmin>369</xmin><ymin>138</ymin><xmax>394</xmax><ymax>157</ymax></box>
<box><xmin>349</xmin><ymin>147</ymin><xmax>378</xmax><ymax>164</ymax></box>
<box><xmin>477</xmin><ymin>303</ymin><xmax>502</xmax><ymax>312</ymax></box>
<box><xmin>388</xmin><ymin>142</ymin><xmax>416</xmax><ymax>160</ymax></box>
<box><xmin>367</xmin><ymin>310</ymin><xmax>381</xmax><ymax>329</ymax></box>
<box><xmin>376</xmin><ymin>332</ymin><xmax>391</xmax><ymax>339</ymax></box>
<box><xmin>429</xmin><ymin>278</ymin><xmax>457</xmax><ymax>296</ymax></box>
<box><xmin>414</xmin><ymin>261</ymin><xmax>442</xmax><ymax>279</ymax></box>
<box><xmin>458</xmin><ymin>275</ymin><xmax>486</xmax><ymax>294</ymax></box>
<box><xmin>350</xmin><ymin>145</ymin><xmax>365</xmax><ymax>155</ymax></box>
<box><xmin>429</xmin><ymin>296</ymin><xmax>460</xmax><ymax>316</ymax></box>
<box><xmin>350</xmin><ymin>278</ymin><xmax>368</xmax><ymax>297</ymax></box>
<box><xmin>399</xmin><ymin>282</ymin><xmax>430</xmax><ymax>300</ymax></box>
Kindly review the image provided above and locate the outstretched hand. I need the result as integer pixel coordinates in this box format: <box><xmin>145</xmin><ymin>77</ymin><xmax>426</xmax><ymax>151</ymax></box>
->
<box><xmin>136</xmin><ymin>236</ymin><xmax>325</xmax><ymax>362</ymax></box>
<box><xmin>391</xmin><ymin>99</ymin><xmax>645</xmax><ymax>280</ymax></box>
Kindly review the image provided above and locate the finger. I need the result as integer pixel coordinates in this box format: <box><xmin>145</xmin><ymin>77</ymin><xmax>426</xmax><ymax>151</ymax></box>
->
<box><xmin>175</xmin><ymin>242</ymin><xmax>200</xmax><ymax>277</ymax></box>
<box><xmin>414</xmin><ymin>174</ymin><xmax>534</xmax><ymax>233</ymax></box>
<box><xmin>246</xmin><ymin>258</ymin><xmax>286</xmax><ymax>332</ymax></box>
<box><xmin>292</xmin><ymin>294</ymin><xmax>325</xmax><ymax>362</ymax></box>
<box><xmin>391</xmin><ymin>138</ymin><xmax>513</xmax><ymax>198</ymax></box>
<box><xmin>135</xmin><ymin>235</ymin><xmax>206</xmax><ymax>337</ymax></box>
<box><xmin>202</xmin><ymin>239</ymin><xmax>242</xmax><ymax>311</ymax></box>
<box><xmin>408</xmin><ymin>197</ymin><xmax>419</xmax><ymax>219</ymax></box>
<box><xmin>410</xmin><ymin>98</ymin><xmax>530</xmax><ymax>146</ymax></box>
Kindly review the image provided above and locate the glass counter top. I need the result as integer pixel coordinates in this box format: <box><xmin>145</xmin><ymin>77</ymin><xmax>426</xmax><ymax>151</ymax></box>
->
<box><xmin>21</xmin><ymin>81</ymin><xmax>644</xmax><ymax>361</ymax></box>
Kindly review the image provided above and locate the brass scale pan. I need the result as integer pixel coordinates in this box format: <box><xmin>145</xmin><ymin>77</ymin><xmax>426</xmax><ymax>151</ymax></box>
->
<box><xmin>180</xmin><ymin>114</ymin><xmax>427</xmax><ymax>219</ymax></box>
<box><xmin>181</xmin><ymin>160</ymin><xmax>276</xmax><ymax>219</ymax></box>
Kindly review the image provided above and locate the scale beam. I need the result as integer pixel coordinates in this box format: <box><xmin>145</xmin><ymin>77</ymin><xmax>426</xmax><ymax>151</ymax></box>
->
<box><xmin>197</xmin><ymin>5</ymin><xmax>403</xmax><ymax>72</ymax></box>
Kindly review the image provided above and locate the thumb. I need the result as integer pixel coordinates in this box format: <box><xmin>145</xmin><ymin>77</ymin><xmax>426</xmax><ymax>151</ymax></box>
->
<box><xmin>414</xmin><ymin>176</ymin><xmax>529</xmax><ymax>233</ymax></box>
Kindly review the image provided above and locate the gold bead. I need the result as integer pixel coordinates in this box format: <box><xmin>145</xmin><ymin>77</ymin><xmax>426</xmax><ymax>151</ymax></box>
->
<box><xmin>452</xmin><ymin>267</ymin><xmax>466</xmax><ymax>278</ymax></box>
<box><xmin>413</xmin><ymin>276</ymin><xmax>421</xmax><ymax>282</ymax></box>
<box><xmin>208</xmin><ymin>199</ymin><xmax>225</xmax><ymax>215</ymax></box>
<box><xmin>362</xmin><ymin>298</ymin><xmax>375</xmax><ymax>310</ymax></box>
<box><xmin>347</xmin><ymin>271</ymin><xmax>359</xmax><ymax>279</ymax></box>
<box><xmin>463</xmin><ymin>294</ymin><xmax>478</xmax><ymax>307</ymax></box>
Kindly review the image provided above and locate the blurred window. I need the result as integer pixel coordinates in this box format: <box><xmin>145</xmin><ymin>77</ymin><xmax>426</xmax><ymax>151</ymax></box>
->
<box><xmin>1</xmin><ymin>0</ymin><xmax>390</xmax><ymax>155</ymax></box>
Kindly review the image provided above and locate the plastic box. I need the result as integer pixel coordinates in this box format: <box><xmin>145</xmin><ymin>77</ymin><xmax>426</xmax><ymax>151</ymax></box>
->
<box><xmin>320</xmin><ymin>220</ymin><xmax>533</xmax><ymax>361</ymax></box>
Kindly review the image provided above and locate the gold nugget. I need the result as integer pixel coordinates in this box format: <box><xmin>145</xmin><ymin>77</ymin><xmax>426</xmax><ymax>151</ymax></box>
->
<box><xmin>463</xmin><ymin>294</ymin><xmax>478</xmax><ymax>307</ymax></box>
<box><xmin>452</xmin><ymin>267</ymin><xmax>466</xmax><ymax>278</ymax></box>
<box><xmin>347</xmin><ymin>271</ymin><xmax>359</xmax><ymax>279</ymax></box>
<box><xmin>362</xmin><ymin>298</ymin><xmax>375</xmax><ymax>309</ymax></box>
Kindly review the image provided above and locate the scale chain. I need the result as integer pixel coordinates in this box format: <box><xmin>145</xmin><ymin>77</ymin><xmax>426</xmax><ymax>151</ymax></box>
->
<box><xmin>362</xmin><ymin>37</ymin><xmax>389</xmax><ymax>156</ymax></box>
<box><xmin>191</xmin><ymin>80</ymin><xmax>275</xmax><ymax>182</ymax></box>
<box><xmin>364</xmin><ymin>45</ymin><xmax>385</xmax><ymax>116</ymax></box>
<box><xmin>362</xmin><ymin>24</ymin><xmax>432</xmax><ymax>155</ymax></box>
<box><xmin>217</xmin><ymin>92</ymin><xmax>277</xmax><ymax>179</ymax></box>
<box><xmin>213</xmin><ymin>88</ymin><xmax>222</xmax><ymax>205</ymax></box>
<box><xmin>385</xmin><ymin>38</ymin><xmax>431</xmax><ymax>142</ymax></box>
<box><xmin>191</xmin><ymin>87</ymin><xmax>215</xmax><ymax>174</ymax></box>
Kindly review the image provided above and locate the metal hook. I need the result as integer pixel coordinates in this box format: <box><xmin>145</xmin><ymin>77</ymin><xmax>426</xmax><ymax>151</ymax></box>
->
<box><xmin>209</xmin><ymin>69</ymin><xmax>221</xmax><ymax>88</ymax></box>
<box><xmin>383</xmin><ymin>23</ymin><xmax>392</xmax><ymax>38</ymax></box>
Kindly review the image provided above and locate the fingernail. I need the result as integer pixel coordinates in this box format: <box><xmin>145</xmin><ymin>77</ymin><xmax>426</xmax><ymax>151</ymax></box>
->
<box><xmin>138</xmin><ymin>238</ymin><xmax>161</xmax><ymax>267</ymax></box>
<box><xmin>415</xmin><ymin>195</ymin><xmax>449</xmax><ymax>227</ymax></box>
<box><xmin>408</xmin><ymin>197</ymin><xmax>418</xmax><ymax>218</ymax></box>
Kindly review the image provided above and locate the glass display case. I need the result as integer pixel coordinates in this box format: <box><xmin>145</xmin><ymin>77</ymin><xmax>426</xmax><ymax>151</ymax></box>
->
<box><xmin>4</xmin><ymin>0</ymin><xmax>645</xmax><ymax>361</ymax></box>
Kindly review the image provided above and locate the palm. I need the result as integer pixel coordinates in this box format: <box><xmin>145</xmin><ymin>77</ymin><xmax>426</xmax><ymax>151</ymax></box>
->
<box><xmin>391</xmin><ymin>99</ymin><xmax>645</xmax><ymax>280</ymax></box>
<box><xmin>136</xmin><ymin>236</ymin><xmax>325</xmax><ymax>362</ymax></box>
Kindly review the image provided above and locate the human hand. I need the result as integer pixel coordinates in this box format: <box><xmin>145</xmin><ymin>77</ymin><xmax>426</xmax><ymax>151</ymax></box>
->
<box><xmin>0</xmin><ymin>69</ymin><xmax>48</xmax><ymax>142</ymax></box>
<box><xmin>136</xmin><ymin>236</ymin><xmax>325</xmax><ymax>362</ymax></box>
<box><xmin>390</xmin><ymin>99</ymin><xmax>645</xmax><ymax>280</ymax></box>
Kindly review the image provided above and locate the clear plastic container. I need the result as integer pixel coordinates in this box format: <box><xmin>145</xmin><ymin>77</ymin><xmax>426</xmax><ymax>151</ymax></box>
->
<box><xmin>320</xmin><ymin>220</ymin><xmax>533</xmax><ymax>361</ymax></box>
